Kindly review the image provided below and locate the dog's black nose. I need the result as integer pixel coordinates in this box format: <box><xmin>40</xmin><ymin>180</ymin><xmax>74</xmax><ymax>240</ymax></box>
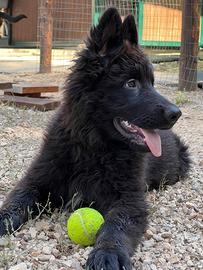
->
<box><xmin>164</xmin><ymin>105</ymin><xmax>182</xmax><ymax>124</ymax></box>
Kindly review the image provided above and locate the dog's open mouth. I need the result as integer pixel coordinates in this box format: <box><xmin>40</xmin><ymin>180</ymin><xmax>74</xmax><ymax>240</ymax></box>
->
<box><xmin>113</xmin><ymin>118</ymin><xmax>162</xmax><ymax>157</ymax></box>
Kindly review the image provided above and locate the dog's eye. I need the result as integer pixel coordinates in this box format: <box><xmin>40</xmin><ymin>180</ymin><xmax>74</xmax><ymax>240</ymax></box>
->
<box><xmin>125</xmin><ymin>79</ymin><xmax>137</xmax><ymax>88</ymax></box>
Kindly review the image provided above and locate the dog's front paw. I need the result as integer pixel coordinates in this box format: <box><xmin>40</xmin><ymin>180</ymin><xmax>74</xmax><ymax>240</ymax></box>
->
<box><xmin>86</xmin><ymin>248</ymin><xmax>132</xmax><ymax>270</ymax></box>
<box><xmin>0</xmin><ymin>211</ymin><xmax>22</xmax><ymax>236</ymax></box>
<box><xmin>0</xmin><ymin>214</ymin><xmax>10</xmax><ymax>236</ymax></box>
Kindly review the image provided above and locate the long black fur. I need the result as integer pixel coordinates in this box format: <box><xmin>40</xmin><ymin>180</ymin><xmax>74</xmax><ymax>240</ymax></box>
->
<box><xmin>0</xmin><ymin>8</ymin><xmax>190</xmax><ymax>270</ymax></box>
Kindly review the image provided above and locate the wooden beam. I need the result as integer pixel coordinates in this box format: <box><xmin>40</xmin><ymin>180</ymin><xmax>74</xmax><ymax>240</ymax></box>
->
<box><xmin>39</xmin><ymin>0</ymin><xmax>54</xmax><ymax>73</ymax></box>
<box><xmin>10</xmin><ymin>84</ymin><xmax>58</xmax><ymax>94</ymax></box>
<box><xmin>179</xmin><ymin>0</ymin><xmax>201</xmax><ymax>91</ymax></box>
<box><xmin>0</xmin><ymin>95</ymin><xmax>60</xmax><ymax>111</ymax></box>
<box><xmin>4</xmin><ymin>92</ymin><xmax>42</xmax><ymax>98</ymax></box>
<box><xmin>0</xmin><ymin>82</ymin><xmax>13</xmax><ymax>90</ymax></box>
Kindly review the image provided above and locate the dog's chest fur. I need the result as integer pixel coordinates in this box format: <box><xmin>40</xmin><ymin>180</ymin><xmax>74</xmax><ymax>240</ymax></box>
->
<box><xmin>62</xmin><ymin>146</ymin><xmax>145</xmax><ymax>211</ymax></box>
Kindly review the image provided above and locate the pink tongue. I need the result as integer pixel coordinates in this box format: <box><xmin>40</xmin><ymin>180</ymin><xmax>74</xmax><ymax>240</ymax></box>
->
<box><xmin>140</xmin><ymin>128</ymin><xmax>162</xmax><ymax>157</ymax></box>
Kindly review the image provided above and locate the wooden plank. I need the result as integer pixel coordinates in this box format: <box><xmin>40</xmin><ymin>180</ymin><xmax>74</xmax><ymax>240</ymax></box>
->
<box><xmin>11</xmin><ymin>84</ymin><xmax>59</xmax><ymax>94</ymax></box>
<box><xmin>0</xmin><ymin>82</ymin><xmax>13</xmax><ymax>90</ymax></box>
<box><xmin>4</xmin><ymin>91</ymin><xmax>41</xmax><ymax>98</ymax></box>
<box><xmin>143</xmin><ymin>4</ymin><xmax>182</xmax><ymax>42</ymax></box>
<box><xmin>0</xmin><ymin>95</ymin><xmax>60</xmax><ymax>111</ymax></box>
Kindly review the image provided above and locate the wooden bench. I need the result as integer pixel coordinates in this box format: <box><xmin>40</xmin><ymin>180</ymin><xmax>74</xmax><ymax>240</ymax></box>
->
<box><xmin>0</xmin><ymin>82</ymin><xmax>60</xmax><ymax>111</ymax></box>
<box><xmin>0</xmin><ymin>95</ymin><xmax>60</xmax><ymax>111</ymax></box>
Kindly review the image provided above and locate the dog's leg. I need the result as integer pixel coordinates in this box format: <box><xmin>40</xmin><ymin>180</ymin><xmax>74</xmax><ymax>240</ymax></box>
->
<box><xmin>0</xmin><ymin>183</ymin><xmax>39</xmax><ymax>236</ymax></box>
<box><xmin>86</xmin><ymin>192</ymin><xmax>147</xmax><ymax>270</ymax></box>
<box><xmin>0</xmin><ymin>141</ymin><xmax>67</xmax><ymax>236</ymax></box>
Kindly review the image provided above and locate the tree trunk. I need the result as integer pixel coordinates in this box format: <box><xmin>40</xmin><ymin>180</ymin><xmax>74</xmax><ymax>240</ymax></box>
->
<box><xmin>179</xmin><ymin>0</ymin><xmax>200</xmax><ymax>91</ymax></box>
<box><xmin>39</xmin><ymin>0</ymin><xmax>53</xmax><ymax>73</ymax></box>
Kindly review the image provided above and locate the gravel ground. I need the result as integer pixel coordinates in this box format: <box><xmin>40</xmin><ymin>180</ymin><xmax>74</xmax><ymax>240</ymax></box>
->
<box><xmin>0</xmin><ymin>72</ymin><xmax>203</xmax><ymax>270</ymax></box>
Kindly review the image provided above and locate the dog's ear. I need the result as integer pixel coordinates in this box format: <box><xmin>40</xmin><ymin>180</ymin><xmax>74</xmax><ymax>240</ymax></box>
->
<box><xmin>122</xmin><ymin>15</ymin><xmax>138</xmax><ymax>46</ymax></box>
<box><xmin>89</xmin><ymin>8</ymin><xmax>122</xmax><ymax>56</ymax></box>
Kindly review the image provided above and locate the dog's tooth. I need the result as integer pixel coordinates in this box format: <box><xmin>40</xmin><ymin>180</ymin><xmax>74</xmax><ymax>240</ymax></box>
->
<box><xmin>123</xmin><ymin>121</ymin><xmax>129</xmax><ymax>127</ymax></box>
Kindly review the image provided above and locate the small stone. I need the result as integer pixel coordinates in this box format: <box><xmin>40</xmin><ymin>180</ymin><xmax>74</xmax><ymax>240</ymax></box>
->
<box><xmin>31</xmin><ymin>251</ymin><xmax>41</xmax><ymax>257</ymax></box>
<box><xmin>9</xmin><ymin>263</ymin><xmax>27</xmax><ymax>270</ymax></box>
<box><xmin>61</xmin><ymin>258</ymin><xmax>82</xmax><ymax>269</ymax></box>
<box><xmin>0</xmin><ymin>238</ymin><xmax>9</xmax><ymax>247</ymax></box>
<box><xmin>49</xmin><ymin>255</ymin><xmax>56</xmax><ymax>262</ymax></box>
<box><xmin>80</xmin><ymin>258</ymin><xmax>86</xmax><ymax>266</ymax></box>
<box><xmin>145</xmin><ymin>229</ymin><xmax>154</xmax><ymax>240</ymax></box>
<box><xmin>145</xmin><ymin>266</ymin><xmax>151</xmax><ymax>270</ymax></box>
<box><xmin>29</xmin><ymin>227</ymin><xmax>37</xmax><ymax>238</ymax></box>
<box><xmin>71</xmin><ymin>259</ymin><xmax>82</xmax><ymax>270</ymax></box>
<box><xmin>142</xmin><ymin>263</ymin><xmax>151</xmax><ymax>270</ymax></box>
<box><xmin>150</xmin><ymin>264</ymin><xmax>157</xmax><ymax>270</ymax></box>
<box><xmin>187</xmin><ymin>260</ymin><xmax>194</xmax><ymax>267</ymax></box>
<box><xmin>82</xmin><ymin>247</ymin><xmax>92</xmax><ymax>259</ymax></box>
<box><xmin>61</xmin><ymin>260</ymin><xmax>72</xmax><ymax>267</ymax></box>
<box><xmin>170</xmin><ymin>255</ymin><xmax>179</xmax><ymax>264</ymax></box>
<box><xmin>35</xmin><ymin>220</ymin><xmax>50</xmax><ymax>231</ymax></box>
<box><xmin>23</xmin><ymin>234</ymin><xmax>32</xmax><ymax>241</ymax></box>
<box><xmin>196</xmin><ymin>221</ymin><xmax>203</xmax><ymax>229</ymax></box>
<box><xmin>177</xmin><ymin>197</ymin><xmax>183</xmax><ymax>203</ymax></box>
<box><xmin>38</xmin><ymin>254</ymin><xmax>51</xmax><ymax>262</ymax></box>
<box><xmin>199</xmin><ymin>160</ymin><xmax>203</xmax><ymax>166</ymax></box>
<box><xmin>37</xmin><ymin>231</ymin><xmax>48</xmax><ymax>240</ymax></box>
<box><xmin>53</xmin><ymin>232</ymin><xmax>61</xmax><ymax>239</ymax></box>
<box><xmin>158</xmin><ymin>258</ymin><xmax>166</xmax><ymax>265</ymax></box>
<box><xmin>143</xmin><ymin>258</ymin><xmax>152</xmax><ymax>265</ymax></box>
<box><xmin>150</xmin><ymin>227</ymin><xmax>157</xmax><ymax>234</ymax></box>
<box><xmin>0</xmin><ymin>142</ymin><xmax>7</xmax><ymax>146</ymax></box>
<box><xmin>42</xmin><ymin>245</ymin><xmax>52</xmax><ymax>255</ymax></box>
<box><xmin>142</xmin><ymin>239</ymin><xmax>155</xmax><ymax>249</ymax></box>
<box><xmin>153</xmin><ymin>234</ymin><xmax>163</xmax><ymax>242</ymax></box>
<box><xmin>52</xmin><ymin>248</ymin><xmax>60</xmax><ymax>258</ymax></box>
<box><xmin>186</xmin><ymin>202</ymin><xmax>198</xmax><ymax>211</ymax></box>
<box><xmin>162</xmin><ymin>243</ymin><xmax>172</xmax><ymax>250</ymax></box>
<box><xmin>189</xmin><ymin>213</ymin><xmax>198</xmax><ymax>219</ymax></box>
<box><xmin>161</xmin><ymin>232</ymin><xmax>172</xmax><ymax>239</ymax></box>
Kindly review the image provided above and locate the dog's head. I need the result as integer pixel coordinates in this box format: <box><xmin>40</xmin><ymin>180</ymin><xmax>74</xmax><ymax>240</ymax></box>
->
<box><xmin>68</xmin><ymin>8</ymin><xmax>181</xmax><ymax>157</ymax></box>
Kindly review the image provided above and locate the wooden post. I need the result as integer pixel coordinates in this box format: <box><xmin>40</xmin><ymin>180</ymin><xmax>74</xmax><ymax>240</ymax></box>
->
<box><xmin>39</xmin><ymin>0</ymin><xmax>53</xmax><ymax>73</ymax></box>
<box><xmin>179</xmin><ymin>0</ymin><xmax>201</xmax><ymax>91</ymax></box>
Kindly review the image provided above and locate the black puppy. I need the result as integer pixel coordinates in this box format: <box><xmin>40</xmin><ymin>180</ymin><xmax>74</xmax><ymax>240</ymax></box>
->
<box><xmin>0</xmin><ymin>8</ymin><xmax>190</xmax><ymax>270</ymax></box>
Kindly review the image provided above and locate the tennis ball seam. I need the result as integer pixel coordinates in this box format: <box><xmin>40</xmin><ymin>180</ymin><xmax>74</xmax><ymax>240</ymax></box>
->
<box><xmin>76</xmin><ymin>211</ymin><xmax>94</xmax><ymax>242</ymax></box>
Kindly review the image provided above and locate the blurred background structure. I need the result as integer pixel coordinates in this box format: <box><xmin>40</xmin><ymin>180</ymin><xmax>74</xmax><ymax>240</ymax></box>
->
<box><xmin>0</xmin><ymin>0</ymin><xmax>202</xmax><ymax>91</ymax></box>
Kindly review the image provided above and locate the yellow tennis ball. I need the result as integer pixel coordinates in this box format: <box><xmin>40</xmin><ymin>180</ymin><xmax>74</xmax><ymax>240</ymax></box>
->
<box><xmin>67</xmin><ymin>207</ymin><xmax>104</xmax><ymax>246</ymax></box>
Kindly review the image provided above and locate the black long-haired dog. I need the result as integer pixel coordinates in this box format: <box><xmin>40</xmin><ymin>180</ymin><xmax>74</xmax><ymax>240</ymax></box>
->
<box><xmin>0</xmin><ymin>8</ymin><xmax>190</xmax><ymax>270</ymax></box>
